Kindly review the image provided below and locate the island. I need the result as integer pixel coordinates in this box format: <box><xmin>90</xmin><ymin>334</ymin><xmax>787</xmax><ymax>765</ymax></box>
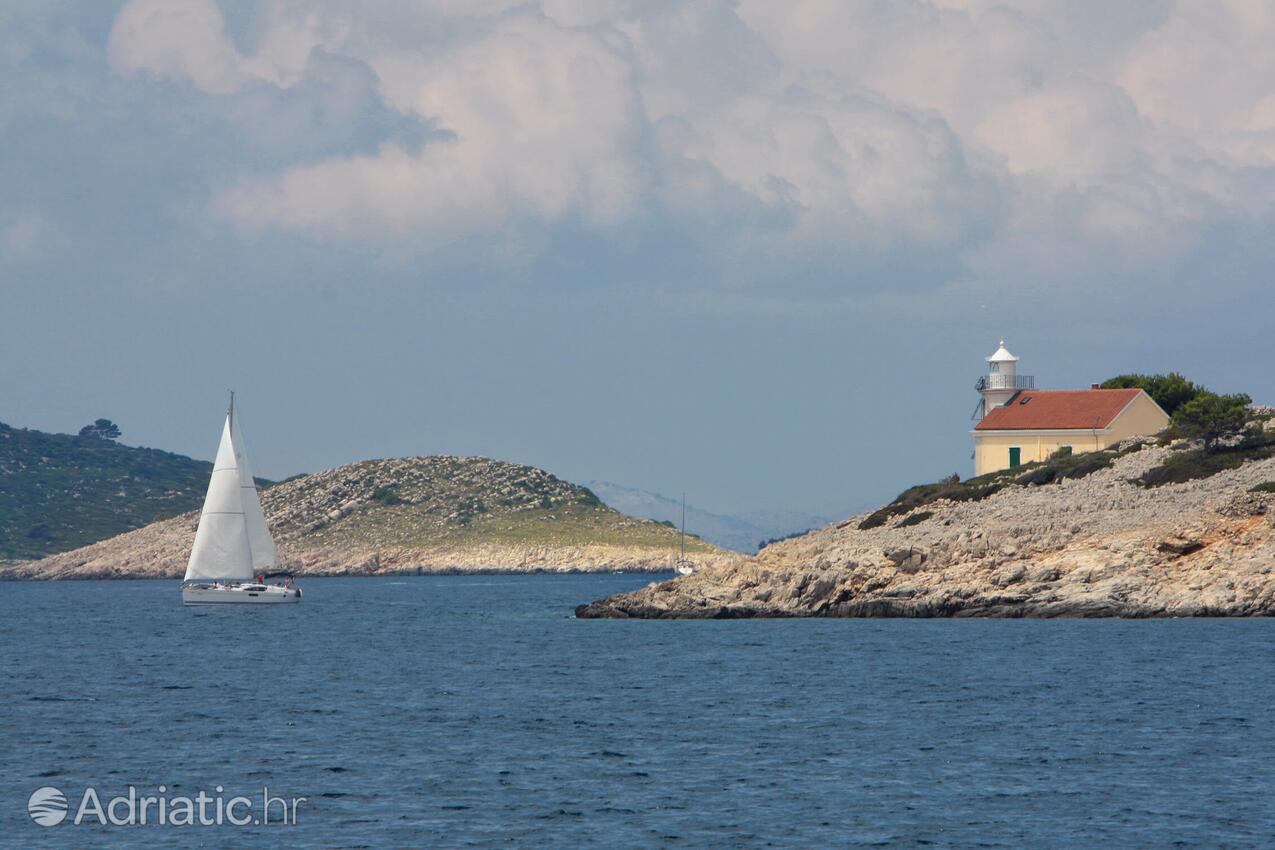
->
<box><xmin>6</xmin><ymin>455</ymin><xmax>740</xmax><ymax>579</ymax></box>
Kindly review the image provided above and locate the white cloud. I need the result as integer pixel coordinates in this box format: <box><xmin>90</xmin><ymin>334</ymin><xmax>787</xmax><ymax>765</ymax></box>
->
<box><xmin>108</xmin><ymin>0</ymin><xmax>349</xmax><ymax>93</ymax></box>
<box><xmin>679</xmin><ymin>89</ymin><xmax>996</xmax><ymax>249</ymax></box>
<box><xmin>210</xmin><ymin>1</ymin><xmax>1001</xmax><ymax>265</ymax></box>
<box><xmin>108</xmin><ymin>0</ymin><xmax>248</xmax><ymax>94</ymax></box>
<box><xmin>102</xmin><ymin>0</ymin><xmax>1275</xmax><ymax>296</ymax></box>
<box><xmin>218</xmin><ymin>13</ymin><xmax>649</xmax><ymax>245</ymax></box>
<box><xmin>1119</xmin><ymin>0</ymin><xmax>1275</xmax><ymax>165</ymax></box>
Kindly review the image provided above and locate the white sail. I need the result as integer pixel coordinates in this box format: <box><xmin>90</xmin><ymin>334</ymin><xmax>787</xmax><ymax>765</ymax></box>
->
<box><xmin>229</xmin><ymin>401</ymin><xmax>277</xmax><ymax>572</ymax></box>
<box><xmin>184</xmin><ymin>415</ymin><xmax>255</xmax><ymax>582</ymax></box>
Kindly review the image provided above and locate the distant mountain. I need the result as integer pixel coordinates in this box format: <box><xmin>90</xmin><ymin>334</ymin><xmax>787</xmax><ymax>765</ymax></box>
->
<box><xmin>0</xmin><ymin>420</ymin><xmax>218</xmax><ymax>561</ymax></box>
<box><xmin>12</xmin><ymin>456</ymin><xmax>739</xmax><ymax>579</ymax></box>
<box><xmin>585</xmin><ymin>481</ymin><xmax>834</xmax><ymax>553</ymax></box>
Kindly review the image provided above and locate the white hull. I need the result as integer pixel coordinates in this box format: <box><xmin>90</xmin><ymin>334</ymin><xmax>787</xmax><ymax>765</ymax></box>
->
<box><xmin>182</xmin><ymin>583</ymin><xmax>301</xmax><ymax>605</ymax></box>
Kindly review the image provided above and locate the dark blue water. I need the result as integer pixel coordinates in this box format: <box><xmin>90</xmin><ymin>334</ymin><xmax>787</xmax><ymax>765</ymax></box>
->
<box><xmin>3</xmin><ymin>575</ymin><xmax>1274</xmax><ymax>848</ymax></box>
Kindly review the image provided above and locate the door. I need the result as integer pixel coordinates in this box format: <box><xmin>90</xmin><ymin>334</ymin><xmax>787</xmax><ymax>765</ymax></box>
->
<box><xmin>1009</xmin><ymin>447</ymin><xmax>1021</xmax><ymax>468</ymax></box>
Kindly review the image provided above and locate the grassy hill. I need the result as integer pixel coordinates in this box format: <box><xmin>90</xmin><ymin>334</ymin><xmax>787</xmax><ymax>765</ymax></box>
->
<box><xmin>10</xmin><ymin>455</ymin><xmax>737</xmax><ymax>578</ymax></box>
<box><xmin>0</xmin><ymin>421</ymin><xmax>215</xmax><ymax>561</ymax></box>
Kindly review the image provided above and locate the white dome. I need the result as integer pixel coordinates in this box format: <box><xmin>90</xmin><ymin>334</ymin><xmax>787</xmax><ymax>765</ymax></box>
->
<box><xmin>986</xmin><ymin>340</ymin><xmax>1018</xmax><ymax>363</ymax></box>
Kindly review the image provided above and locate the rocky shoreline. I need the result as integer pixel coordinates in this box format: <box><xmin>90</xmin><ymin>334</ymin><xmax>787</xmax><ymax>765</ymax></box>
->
<box><xmin>576</xmin><ymin>441</ymin><xmax>1275</xmax><ymax>618</ymax></box>
<box><xmin>3</xmin><ymin>542</ymin><xmax>736</xmax><ymax>581</ymax></box>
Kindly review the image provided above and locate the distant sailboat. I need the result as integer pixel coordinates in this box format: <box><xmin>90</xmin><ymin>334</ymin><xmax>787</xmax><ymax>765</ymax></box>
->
<box><xmin>674</xmin><ymin>492</ymin><xmax>694</xmax><ymax>576</ymax></box>
<box><xmin>181</xmin><ymin>394</ymin><xmax>300</xmax><ymax>605</ymax></box>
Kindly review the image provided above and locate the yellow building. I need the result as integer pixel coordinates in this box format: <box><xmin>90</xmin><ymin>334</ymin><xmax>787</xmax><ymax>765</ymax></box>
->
<box><xmin>970</xmin><ymin>342</ymin><xmax>1171</xmax><ymax>476</ymax></box>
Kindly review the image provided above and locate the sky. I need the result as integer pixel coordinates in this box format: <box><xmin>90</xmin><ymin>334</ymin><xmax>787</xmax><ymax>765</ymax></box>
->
<box><xmin>2</xmin><ymin>0</ymin><xmax>1274</xmax><ymax>518</ymax></box>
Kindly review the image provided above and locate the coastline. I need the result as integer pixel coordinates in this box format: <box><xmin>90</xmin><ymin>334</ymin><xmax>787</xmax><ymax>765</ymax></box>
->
<box><xmin>3</xmin><ymin>539</ymin><xmax>741</xmax><ymax>581</ymax></box>
<box><xmin>576</xmin><ymin>440</ymin><xmax>1275</xmax><ymax>619</ymax></box>
<box><xmin>1</xmin><ymin>566</ymin><xmax>684</xmax><ymax>582</ymax></box>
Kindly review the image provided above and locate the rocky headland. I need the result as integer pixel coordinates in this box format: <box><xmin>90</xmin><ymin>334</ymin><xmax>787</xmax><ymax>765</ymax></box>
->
<box><xmin>6</xmin><ymin>456</ymin><xmax>740</xmax><ymax>579</ymax></box>
<box><xmin>576</xmin><ymin>435</ymin><xmax>1275</xmax><ymax>618</ymax></box>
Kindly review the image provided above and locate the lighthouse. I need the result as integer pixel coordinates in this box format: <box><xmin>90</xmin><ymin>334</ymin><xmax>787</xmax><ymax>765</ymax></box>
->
<box><xmin>973</xmin><ymin>340</ymin><xmax>1033</xmax><ymax>421</ymax></box>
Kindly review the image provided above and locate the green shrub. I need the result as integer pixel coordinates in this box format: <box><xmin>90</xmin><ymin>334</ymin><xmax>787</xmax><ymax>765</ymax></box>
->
<box><xmin>371</xmin><ymin>486</ymin><xmax>404</xmax><ymax>506</ymax></box>
<box><xmin>1136</xmin><ymin>431</ymin><xmax>1275</xmax><ymax>487</ymax></box>
<box><xmin>1250</xmin><ymin>481</ymin><xmax>1275</xmax><ymax>494</ymax></box>
<box><xmin>1137</xmin><ymin>451</ymin><xmax>1250</xmax><ymax>487</ymax></box>
<box><xmin>896</xmin><ymin>510</ymin><xmax>934</xmax><ymax>528</ymax></box>
<box><xmin>858</xmin><ymin>469</ymin><xmax>1019</xmax><ymax>530</ymax></box>
<box><xmin>1015</xmin><ymin>447</ymin><xmax>1128</xmax><ymax>486</ymax></box>
<box><xmin>1171</xmin><ymin>391</ymin><xmax>1253</xmax><ymax>448</ymax></box>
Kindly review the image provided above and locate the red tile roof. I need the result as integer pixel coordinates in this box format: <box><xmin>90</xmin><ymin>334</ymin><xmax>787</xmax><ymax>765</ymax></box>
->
<box><xmin>975</xmin><ymin>388</ymin><xmax>1144</xmax><ymax>431</ymax></box>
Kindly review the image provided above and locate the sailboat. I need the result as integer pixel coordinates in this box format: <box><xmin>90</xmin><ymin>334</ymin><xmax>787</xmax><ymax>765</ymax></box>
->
<box><xmin>181</xmin><ymin>394</ymin><xmax>301</xmax><ymax>605</ymax></box>
<box><xmin>674</xmin><ymin>492</ymin><xmax>694</xmax><ymax>576</ymax></box>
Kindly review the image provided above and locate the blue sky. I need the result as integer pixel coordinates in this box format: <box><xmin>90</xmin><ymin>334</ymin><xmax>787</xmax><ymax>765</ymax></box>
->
<box><xmin>2</xmin><ymin>1</ymin><xmax>1274</xmax><ymax>517</ymax></box>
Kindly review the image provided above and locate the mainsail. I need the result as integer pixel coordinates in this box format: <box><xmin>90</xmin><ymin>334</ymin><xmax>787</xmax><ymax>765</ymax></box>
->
<box><xmin>183</xmin><ymin>397</ymin><xmax>276</xmax><ymax>582</ymax></box>
<box><xmin>230</xmin><ymin>402</ymin><xmax>277</xmax><ymax>572</ymax></box>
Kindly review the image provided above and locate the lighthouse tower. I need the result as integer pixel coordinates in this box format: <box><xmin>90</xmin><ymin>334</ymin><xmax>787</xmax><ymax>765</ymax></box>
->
<box><xmin>974</xmin><ymin>340</ymin><xmax>1033</xmax><ymax>421</ymax></box>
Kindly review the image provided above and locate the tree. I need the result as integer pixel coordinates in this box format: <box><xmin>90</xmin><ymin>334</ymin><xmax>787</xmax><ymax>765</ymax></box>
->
<box><xmin>1101</xmin><ymin>373</ymin><xmax>1203</xmax><ymax>417</ymax></box>
<box><xmin>78</xmin><ymin>418</ymin><xmax>121</xmax><ymax>440</ymax></box>
<box><xmin>1171</xmin><ymin>392</ymin><xmax>1252</xmax><ymax>449</ymax></box>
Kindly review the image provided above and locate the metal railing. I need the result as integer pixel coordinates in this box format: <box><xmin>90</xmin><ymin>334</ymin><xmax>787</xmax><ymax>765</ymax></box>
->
<box><xmin>975</xmin><ymin>374</ymin><xmax>1035</xmax><ymax>391</ymax></box>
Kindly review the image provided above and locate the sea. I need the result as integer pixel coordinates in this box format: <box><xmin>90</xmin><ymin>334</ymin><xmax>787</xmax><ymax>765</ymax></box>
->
<box><xmin>3</xmin><ymin>574</ymin><xmax>1274</xmax><ymax>848</ymax></box>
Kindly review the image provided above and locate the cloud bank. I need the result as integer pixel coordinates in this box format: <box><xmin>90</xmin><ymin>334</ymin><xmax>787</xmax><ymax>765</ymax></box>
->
<box><xmin>85</xmin><ymin>0</ymin><xmax>1275</xmax><ymax>297</ymax></box>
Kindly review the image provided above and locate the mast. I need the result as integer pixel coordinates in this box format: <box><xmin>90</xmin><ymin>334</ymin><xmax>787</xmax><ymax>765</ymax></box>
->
<box><xmin>680</xmin><ymin>492</ymin><xmax>686</xmax><ymax>561</ymax></box>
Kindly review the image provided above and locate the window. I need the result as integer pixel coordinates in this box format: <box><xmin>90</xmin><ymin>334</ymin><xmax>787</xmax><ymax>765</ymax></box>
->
<box><xmin>990</xmin><ymin>362</ymin><xmax>1000</xmax><ymax>373</ymax></box>
<box><xmin>1009</xmin><ymin>447</ymin><xmax>1021</xmax><ymax>468</ymax></box>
